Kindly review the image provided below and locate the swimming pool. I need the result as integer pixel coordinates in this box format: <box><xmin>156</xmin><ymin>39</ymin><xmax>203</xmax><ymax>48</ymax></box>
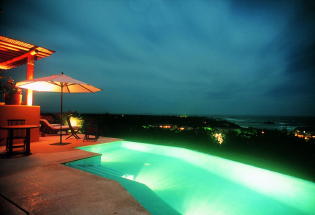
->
<box><xmin>66</xmin><ymin>141</ymin><xmax>315</xmax><ymax>215</ymax></box>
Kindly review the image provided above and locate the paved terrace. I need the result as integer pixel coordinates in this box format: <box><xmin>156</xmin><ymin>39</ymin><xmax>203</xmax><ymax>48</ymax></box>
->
<box><xmin>0</xmin><ymin>135</ymin><xmax>149</xmax><ymax>215</ymax></box>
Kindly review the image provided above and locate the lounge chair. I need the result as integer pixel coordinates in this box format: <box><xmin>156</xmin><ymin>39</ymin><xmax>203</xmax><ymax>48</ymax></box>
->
<box><xmin>40</xmin><ymin>119</ymin><xmax>70</xmax><ymax>135</ymax></box>
<box><xmin>65</xmin><ymin>117</ymin><xmax>80</xmax><ymax>139</ymax></box>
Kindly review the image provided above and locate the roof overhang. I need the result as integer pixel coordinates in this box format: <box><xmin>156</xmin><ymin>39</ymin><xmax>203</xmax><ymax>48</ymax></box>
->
<box><xmin>0</xmin><ymin>36</ymin><xmax>55</xmax><ymax>70</ymax></box>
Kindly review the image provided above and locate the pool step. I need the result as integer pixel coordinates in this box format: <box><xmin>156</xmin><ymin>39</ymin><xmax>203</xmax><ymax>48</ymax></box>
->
<box><xmin>75</xmin><ymin>164</ymin><xmax>124</xmax><ymax>178</ymax></box>
<box><xmin>66</xmin><ymin>163</ymin><xmax>181</xmax><ymax>215</ymax></box>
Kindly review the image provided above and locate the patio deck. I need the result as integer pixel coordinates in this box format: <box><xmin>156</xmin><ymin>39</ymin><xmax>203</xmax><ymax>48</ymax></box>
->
<box><xmin>0</xmin><ymin>135</ymin><xmax>149</xmax><ymax>215</ymax></box>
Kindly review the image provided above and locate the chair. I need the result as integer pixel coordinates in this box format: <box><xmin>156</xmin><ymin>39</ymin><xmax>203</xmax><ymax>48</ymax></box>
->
<box><xmin>83</xmin><ymin>121</ymin><xmax>99</xmax><ymax>141</ymax></box>
<box><xmin>65</xmin><ymin>117</ymin><xmax>80</xmax><ymax>139</ymax></box>
<box><xmin>40</xmin><ymin>119</ymin><xmax>69</xmax><ymax>136</ymax></box>
<box><xmin>6</xmin><ymin>119</ymin><xmax>26</xmax><ymax>152</ymax></box>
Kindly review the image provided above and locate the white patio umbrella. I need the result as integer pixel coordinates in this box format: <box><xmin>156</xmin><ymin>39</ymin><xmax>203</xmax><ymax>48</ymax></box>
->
<box><xmin>17</xmin><ymin>72</ymin><xmax>102</xmax><ymax>144</ymax></box>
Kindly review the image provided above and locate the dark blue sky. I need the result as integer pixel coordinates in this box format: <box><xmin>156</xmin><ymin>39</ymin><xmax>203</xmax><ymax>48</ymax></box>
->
<box><xmin>1</xmin><ymin>0</ymin><xmax>315</xmax><ymax>116</ymax></box>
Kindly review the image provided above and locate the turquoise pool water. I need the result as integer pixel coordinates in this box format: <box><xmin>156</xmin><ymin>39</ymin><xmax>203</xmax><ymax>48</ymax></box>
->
<box><xmin>66</xmin><ymin>141</ymin><xmax>315</xmax><ymax>215</ymax></box>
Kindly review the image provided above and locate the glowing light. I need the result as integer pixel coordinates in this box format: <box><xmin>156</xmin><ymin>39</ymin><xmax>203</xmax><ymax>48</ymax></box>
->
<box><xmin>179</xmin><ymin>127</ymin><xmax>185</xmax><ymax>131</ymax></box>
<box><xmin>100</xmin><ymin>155</ymin><xmax>109</xmax><ymax>162</ymax></box>
<box><xmin>184</xmin><ymin>200</ymin><xmax>228</xmax><ymax>215</ymax></box>
<box><xmin>160</xmin><ymin>125</ymin><xmax>172</xmax><ymax>129</ymax></box>
<box><xmin>30</xmin><ymin>49</ymin><xmax>38</xmax><ymax>55</ymax></box>
<box><xmin>213</xmin><ymin>133</ymin><xmax>224</xmax><ymax>144</ymax></box>
<box><xmin>122</xmin><ymin>174</ymin><xmax>135</xmax><ymax>181</ymax></box>
<box><xmin>26</xmin><ymin>89</ymin><xmax>33</xmax><ymax>105</ymax></box>
<box><xmin>203</xmin><ymin>127</ymin><xmax>212</xmax><ymax>131</ymax></box>
<box><xmin>295</xmin><ymin>132</ymin><xmax>315</xmax><ymax>140</ymax></box>
<box><xmin>135</xmin><ymin>162</ymin><xmax>183</xmax><ymax>191</ymax></box>
<box><xmin>122</xmin><ymin>141</ymin><xmax>151</xmax><ymax>152</ymax></box>
<box><xmin>99</xmin><ymin>151</ymin><xmax>134</xmax><ymax>163</ymax></box>
<box><xmin>69</xmin><ymin>116</ymin><xmax>83</xmax><ymax>127</ymax></box>
<box><xmin>17</xmin><ymin>82</ymin><xmax>57</xmax><ymax>91</ymax></box>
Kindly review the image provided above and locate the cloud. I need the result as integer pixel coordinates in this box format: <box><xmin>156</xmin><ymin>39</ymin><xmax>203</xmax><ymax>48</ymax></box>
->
<box><xmin>2</xmin><ymin>0</ymin><xmax>315</xmax><ymax>115</ymax></box>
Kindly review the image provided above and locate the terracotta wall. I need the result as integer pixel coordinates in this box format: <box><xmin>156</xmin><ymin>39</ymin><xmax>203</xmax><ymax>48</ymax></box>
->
<box><xmin>0</xmin><ymin>105</ymin><xmax>40</xmax><ymax>145</ymax></box>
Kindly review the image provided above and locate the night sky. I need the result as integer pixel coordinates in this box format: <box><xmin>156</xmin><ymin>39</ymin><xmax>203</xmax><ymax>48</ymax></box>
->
<box><xmin>1</xmin><ymin>0</ymin><xmax>315</xmax><ymax>116</ymax></box>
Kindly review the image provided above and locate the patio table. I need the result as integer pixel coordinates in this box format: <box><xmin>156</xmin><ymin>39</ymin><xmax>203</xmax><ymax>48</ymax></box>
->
<box><xmin>0</xmin><ymin>124</ymin><xmax>40</xmax><ymax>155</ymax></box>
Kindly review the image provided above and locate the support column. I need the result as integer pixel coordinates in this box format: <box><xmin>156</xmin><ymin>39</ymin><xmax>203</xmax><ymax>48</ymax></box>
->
<box><xmin>26</xmin><ymin>54</ymin><xmax>34</xmax><ymax>105</ymax></box>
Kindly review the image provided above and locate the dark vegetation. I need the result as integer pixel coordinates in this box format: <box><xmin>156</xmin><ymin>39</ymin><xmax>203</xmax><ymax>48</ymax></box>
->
<box><xmin>43</xmin><ymin>113</ymin><xmax>315</xmax><ymax>182</ymax></box>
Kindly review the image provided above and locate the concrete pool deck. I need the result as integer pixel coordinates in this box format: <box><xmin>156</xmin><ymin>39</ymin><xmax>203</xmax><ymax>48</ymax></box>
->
<box><xmin>0</xmin><ymin>135</ymin><xmax>149</xmax><ymax>215</ymax></box>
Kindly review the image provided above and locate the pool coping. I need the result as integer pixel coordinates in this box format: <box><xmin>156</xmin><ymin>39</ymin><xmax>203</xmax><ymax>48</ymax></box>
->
<box><xmin>0</xmin><ymin>136</ymin><xmax>149</xmax><ymax>215</ymax></box>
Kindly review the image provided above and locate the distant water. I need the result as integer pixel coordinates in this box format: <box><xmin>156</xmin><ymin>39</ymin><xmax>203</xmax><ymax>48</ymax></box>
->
<box><xmin>215</xmin><ymin>116</ymin><xmax>315</xmax><ymax>131</ymax></box>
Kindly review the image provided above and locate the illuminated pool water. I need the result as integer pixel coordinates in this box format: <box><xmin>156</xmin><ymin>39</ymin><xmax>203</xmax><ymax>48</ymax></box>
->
<box><xmin>66</xmin><ymin>141</ymin><xmax>315</xmax><ymax>215</ymax></box>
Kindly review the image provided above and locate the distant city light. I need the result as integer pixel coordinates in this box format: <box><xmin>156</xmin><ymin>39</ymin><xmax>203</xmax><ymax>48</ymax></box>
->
<box><xmin>294</xmin><ymin>130</ymin><xmax>315</xmax><ymax>141</ymax></box>
<box><xmin>160</xmin><ymin>125</ymin><xmax>172</xmax><ymax>129</ymax></box>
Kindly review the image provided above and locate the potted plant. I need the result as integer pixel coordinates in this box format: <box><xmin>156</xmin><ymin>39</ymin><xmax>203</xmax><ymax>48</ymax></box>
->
<box><xmin>0</xmin><ymin>77</ymin><xmax>22</xmax><ymax>105</ymax></box>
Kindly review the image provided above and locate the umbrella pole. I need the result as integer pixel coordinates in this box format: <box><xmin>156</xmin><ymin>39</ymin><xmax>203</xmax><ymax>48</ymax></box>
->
<box><xmin>60</xmin><ymin>83</ymin><xmax>63</xmax><ymax>144</ymax></box>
